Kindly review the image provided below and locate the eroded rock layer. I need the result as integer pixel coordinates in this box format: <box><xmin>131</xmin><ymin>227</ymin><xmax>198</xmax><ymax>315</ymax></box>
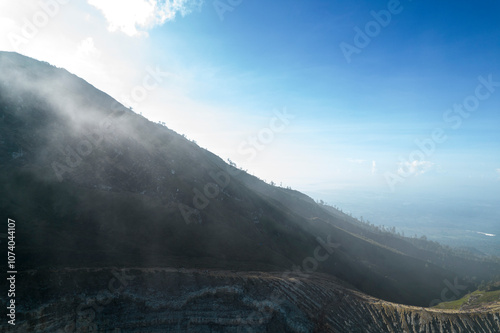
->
<box><xmin>3</xmin><ymin>268</ymin><xmax>499</xmax><ymax>333</ymax></box>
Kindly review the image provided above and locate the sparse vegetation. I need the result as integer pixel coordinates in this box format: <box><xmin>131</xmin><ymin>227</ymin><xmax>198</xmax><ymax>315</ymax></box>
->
<box><xmin>433</xmin><ymin>289</ymin><xmax>500</xmax><ymax>310</ymax></box>
<box><xmin>1</xmin><ymin>52</ymin><xmax>500</xmax><ymax>311</ymax></box>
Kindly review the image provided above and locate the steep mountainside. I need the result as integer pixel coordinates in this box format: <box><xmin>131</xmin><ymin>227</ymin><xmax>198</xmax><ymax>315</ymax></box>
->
<box><xmin>1</xmin><ymin>52</ymin><xmax>499</xmax><ymax>331</ymax></box>
<box><xmin>243</xmin><ymin>178</ymin><xmax>499</xmax><ymax>281</ymax></box>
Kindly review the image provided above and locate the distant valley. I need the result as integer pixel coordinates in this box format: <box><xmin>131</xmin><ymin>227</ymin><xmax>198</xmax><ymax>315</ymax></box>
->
<box><xmin>308</xmin><ymin>188</ymin><xmax>500</xmax><ymax>256</ymax></box>
<box><xmin>1</xmin><ymin>52</ymin><xmax>499</xmax><ymax>332</ymax></box>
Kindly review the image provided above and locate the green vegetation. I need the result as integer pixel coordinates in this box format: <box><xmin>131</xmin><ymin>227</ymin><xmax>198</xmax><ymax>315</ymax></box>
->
<box><xmin>433</xmin><ymin>289</ymin><xmax>500</xmax><ymax>310</ymax></box>
<box><xmin>2</xmin><ymin>52</ymin><xmax>500</xmax><ymax>308</ymax></box>
<box><xmin>478</xmin><ymin>275</ymin><xmax>500</xmax><ymax>292</ymax></box>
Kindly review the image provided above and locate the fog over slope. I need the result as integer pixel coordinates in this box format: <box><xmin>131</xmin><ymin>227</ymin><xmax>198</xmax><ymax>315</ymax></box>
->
<box><xmin>1</xmin><ymin>52</ymin><xmax>499</xmax><ymax>332</ymax></box>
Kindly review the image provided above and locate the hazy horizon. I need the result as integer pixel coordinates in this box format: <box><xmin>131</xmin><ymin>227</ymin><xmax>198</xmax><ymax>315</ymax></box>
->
<box><xmin>2</xmin><ymin>2</ymin><xmax>500</xmax><ymax>331</ymax></box>
<box><xmin>1</xmin><ymin>0</ymin><xmax>499</xmax><ymax>255</ymax></box>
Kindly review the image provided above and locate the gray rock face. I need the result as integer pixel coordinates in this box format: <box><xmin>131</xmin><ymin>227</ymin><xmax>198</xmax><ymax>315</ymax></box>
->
<box><xmin>5</xmin><ymin>268</ymin><xmax>499</xmax><ymax>333</ymax></box>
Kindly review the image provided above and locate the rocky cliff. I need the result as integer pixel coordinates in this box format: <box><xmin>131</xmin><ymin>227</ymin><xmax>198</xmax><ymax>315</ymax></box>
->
<box><xmin>4</xmin><ymin>268</ymin><xmax>499</xmax><ymax>333</ymax></box>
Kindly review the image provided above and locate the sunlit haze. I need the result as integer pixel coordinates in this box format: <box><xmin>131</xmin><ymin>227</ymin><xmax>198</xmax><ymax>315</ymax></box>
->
<box><xmin>1</xmin><ymin>0</ymin><xmax>499</xmax><ymax>250</ymax></box>
<box><xmin>3</xmin><ymin>2</ymin><xmax>500</xmax><ymax>331</ymax></box>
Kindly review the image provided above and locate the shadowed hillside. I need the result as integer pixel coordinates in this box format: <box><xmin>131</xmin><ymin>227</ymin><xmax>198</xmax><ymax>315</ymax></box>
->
<box><xmin>1</xmin><ymin>52</ymin><xmax>499</xmax><ymax>329</ymax></box>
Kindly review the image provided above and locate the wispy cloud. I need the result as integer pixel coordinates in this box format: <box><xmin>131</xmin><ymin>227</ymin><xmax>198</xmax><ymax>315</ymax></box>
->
<box><xmin>397</xmin><ymin>160</ymin><xmax>434</xmax><ymax>177</ymax></box>
<box><xmin>371</xmin><ymin>160</ymin><xmax>377</xmax><ymax>175</ymax></box>
<box><xmin>348</xmin><ymin>158</ymin><xmax>367</xmax><ymax>164</ymax></box>
<box><xmin>77</xmin><ymin>37</ymin><xmax>101</xmax><ymax>58</ymax></box>
<box><xmin>87</xmin><ymin>0</ymin><xmax>203</xmax><ymax>36</ymax></box>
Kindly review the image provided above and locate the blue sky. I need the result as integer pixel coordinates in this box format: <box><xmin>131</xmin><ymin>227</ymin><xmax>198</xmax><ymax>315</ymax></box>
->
<box><xmin>1</xmin><ymin>0</ymin><xmax>500</xmax><ymax>200</ymax></box>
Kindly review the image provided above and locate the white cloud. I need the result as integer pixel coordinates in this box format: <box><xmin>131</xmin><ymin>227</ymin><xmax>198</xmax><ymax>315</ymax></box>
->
<box><xmin>87</xmin><ymin>0</ymin><xmax>203</xmax><ymax>36</ymax></box>
<box><xmin>496</xmin><ymin>168</ymin><xmax>500</xmax><ymax>179</ymax></box>
<box><xmin>371</xmin><ymin>160</ymin><xmax>377</xmax><ymax>175</ymax></box>
<box><xmin>397</xmin><ymin>160</ymin><xmax>434</xmax><ymax>177</ymax></box>
<box><xmin>77</xmin><ymin>37</ymin><xmax>101</xmax><ymax>58</ymax></box>
<box><xmin>0</xmin><ymin>17</ymin><xmax>17</xmax><ymax>38</ymax></box>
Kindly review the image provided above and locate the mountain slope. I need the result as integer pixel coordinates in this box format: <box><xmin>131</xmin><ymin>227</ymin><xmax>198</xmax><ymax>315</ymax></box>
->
<box><xmin>0</xmin><ymin>51</ymin><xmax>498</xmax><ymax>312</ymax></box>
<box><xmin>243</xmin><ymin>177</ymin><xmax>500</xmax><ymax>281</ymax></box>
